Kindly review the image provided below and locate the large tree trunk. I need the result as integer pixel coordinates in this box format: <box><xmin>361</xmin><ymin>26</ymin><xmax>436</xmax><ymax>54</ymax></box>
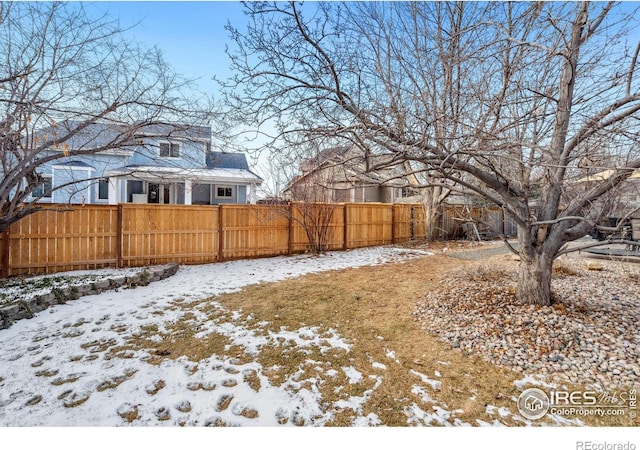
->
<box><xmin>516</xmin><ymin>252</ymin><xmax>554</xmax><ymax>306</ymax></box>
<box><xmin>424</xmin><ymin>202</ymin><xmax>442</xmax><ymax>241</ymax></box>
<box><xmin>422</xmin><ymin>185</ymin><xmax>446</xmax><ymax>241</ymax></box>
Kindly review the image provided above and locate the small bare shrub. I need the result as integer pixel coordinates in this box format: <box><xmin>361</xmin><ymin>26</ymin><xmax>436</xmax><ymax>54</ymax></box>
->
<box><xmin>450</xmin><ymin>263</ymin><xmax>510</xmax><ymax>284</ymax></box>
<box><xmin>552</xmin><ymin>263</ymin><xmax>581</xmax><ymax>277</ymax></box>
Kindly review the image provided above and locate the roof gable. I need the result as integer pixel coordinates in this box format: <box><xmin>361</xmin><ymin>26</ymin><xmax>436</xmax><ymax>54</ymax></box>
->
<box><xmin>206</xmin><ymin>151</ymin><xmax>250</xmax><ymax>170</ymax></box>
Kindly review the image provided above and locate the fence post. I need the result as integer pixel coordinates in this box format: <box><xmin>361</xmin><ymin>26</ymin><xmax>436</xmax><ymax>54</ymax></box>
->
<box><xmin>218</xmin><ymin>204</ymin><xmax>224</xmax><ymax>262</ymax></box>
<box><xmin>391</xmin><ymin>205</ymin><xmax>396</xmax><ymax>244</ymax></box>
<box><xmin>116</xmin><ymin>204</ymin><xmax>123</xmax><ymax>268</ymax></box>
<box><xmin>343</xmin><ymin>204</ymin><xmax>349</xmax><ymax>250</ymax></box>
<box><xmin>410</xmin><ymin>206</ymin><xmax>415</xmax><ymax>241</ymax></box>
<box><xmin>287</xmin><ymin>203</ymin><xmax>294</xmax><ymax>255</ymax></box>
<box><xmin>1</xmin><ymin>229</ymin><xmax>10</xmax><ymax>278</ymax></box>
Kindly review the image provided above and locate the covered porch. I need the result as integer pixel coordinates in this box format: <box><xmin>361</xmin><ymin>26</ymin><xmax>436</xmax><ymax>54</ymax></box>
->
<box><xmin>105</xmin><ymin>166</ymin><xmax>261</xmax><ymax>205</ymax></box>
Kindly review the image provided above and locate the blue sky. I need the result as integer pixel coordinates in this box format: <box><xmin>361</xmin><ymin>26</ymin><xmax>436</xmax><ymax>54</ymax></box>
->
<box><xmin>83</xmin><ymin>2</ymin><xmax>272</xmax><ymax>179</ymax></box>
<box><xmin>87</xmin><ymin>1</ymin><xmax>248</xmax><ymax>94</ymax></box>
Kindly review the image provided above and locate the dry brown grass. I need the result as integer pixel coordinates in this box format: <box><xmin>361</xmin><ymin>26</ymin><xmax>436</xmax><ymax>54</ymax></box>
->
<box><xmin>218</xmin><ymin>256</ymin><xmax>535</xmax><ymax>426</ymax></box>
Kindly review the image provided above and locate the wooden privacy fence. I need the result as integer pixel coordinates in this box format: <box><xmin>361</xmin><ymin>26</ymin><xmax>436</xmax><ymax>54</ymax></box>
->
<box><xmin>0</xmin><ymin>202</ymin><xmax>427</xmax><ymax>277</ymax></box>
<box><xmin>439</xmin><ymin>205</ymin><xmax>518</xmax><ymax>240</ymax></box>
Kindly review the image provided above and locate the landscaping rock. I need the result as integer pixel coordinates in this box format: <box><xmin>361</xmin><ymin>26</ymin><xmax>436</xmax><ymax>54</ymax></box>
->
<box><xmin>0</xmin><ymin>305</ymin><xmax>20</xmax><ymax>325</ymax></box>
<box><xmin>414</xmin><ymin>257</ymin><xmax>640</xmax><ymax>392</ymax></box>
<box><xmin>0</xmin><ymin>263</ymin><xmax>179</xmax><ymax>330</ymax></box>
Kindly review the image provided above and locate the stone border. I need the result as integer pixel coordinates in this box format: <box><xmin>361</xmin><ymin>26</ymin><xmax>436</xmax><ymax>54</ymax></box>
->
<box><xmin>0</xmin><ymin>264</ymin><xmax>179</xmax><ymax>330</ymax></box>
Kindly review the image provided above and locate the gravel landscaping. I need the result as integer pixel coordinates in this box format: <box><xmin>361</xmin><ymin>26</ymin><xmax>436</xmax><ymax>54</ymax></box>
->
<box><xmin>414</xmin><ymin>255</ymin><xmax>640</xmax><ymax>391</ymax></box>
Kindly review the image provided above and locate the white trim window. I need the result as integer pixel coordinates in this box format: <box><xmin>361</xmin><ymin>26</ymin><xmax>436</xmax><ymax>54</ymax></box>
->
<box><xmin>159</xmin><ymin>142</ymin><xmax>180</xmax><ymax>158</ymax></box>
<box><xmin>215</xmin><ymin>185</ymin><xmax>234</xmax><ymax>199</ymax></box>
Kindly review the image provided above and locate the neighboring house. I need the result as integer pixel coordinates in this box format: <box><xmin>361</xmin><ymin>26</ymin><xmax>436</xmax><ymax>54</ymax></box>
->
<box><xmin>283</xmin><ymin>146</ymin><xmax>413</xmax><ymax>203</ymax></box>
<box><xmin>30</xmin><ymin>122</ymin><xmax>262</xmax><ymax>205</ymax></box>
<box><xmin>576</xmin><ymin>168</ymin><xmax>640</xmax><ymax>217</ymax></box>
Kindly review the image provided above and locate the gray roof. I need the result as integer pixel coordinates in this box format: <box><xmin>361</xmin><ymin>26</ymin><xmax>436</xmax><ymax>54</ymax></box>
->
<box><xmin>35</xmin><ymin>122</ymin><xmax>125</xmax><ymax>150</ymax></box>
<box><xmin>106</xmin><ymin>165</ymin><xmax>263</xmax><ymax>184</ymax></box>
<box><xmin>133</xmin><ymin>123</ymin><xmax>211</xmax><ymax>141</ymax></box>
<box><xmin>206</xmin><ymin>152</ymin><xmax>250</xmax><ymax>170</ymax></box>
<box><xmin>206</xmin><ymin>152</ymin><xmax>263</xmax><ymax>180</ymax></box>
<box><xmin>35</xmin><ymin>121</ymin><xmax>212</xmax><ymax>150</ymax></box>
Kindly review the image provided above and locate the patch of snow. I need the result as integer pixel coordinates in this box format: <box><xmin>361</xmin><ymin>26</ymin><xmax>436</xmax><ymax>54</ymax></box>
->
<box><xmin>476</xmin><ymin>419</ymin><xmax>507</xmax><ymax>427</ymax></box>
<box><xmin>513</xmin><ymin>374</ymin><xmax>557</xmax><ymax>390</ymax></box>
<box><xmin>411</xmin><ymin>385</ymin><xmax>434</xmax><ymax>403</ymax></box>
<box><xmin>352</xmin><ymin>413</ymin><xmax>381</xmax><ymax>427</ymax></box>
<box><xmin>406</xmin><ymin>403</ymin><xmax>469</xmax><ymax>427</ymax></box>
<box><xmin>410</xmin><ymin>369</ymin><xmax>442</xmax><ymax>391</ymax></box>
<box><xmin>0</xmin><ymin>267</ymin><xmax>145</xmax><ymax>304</ymax></box>
<box><xmin>341</xmin><ymin>367</ymin><xmax>363</xmax><ymax>384</ymax></box>
<box><xmin>485</xmin><ymin>405</ymin><xmax>512</xmax><ymax>418</ymax></box>
<box><xmin>334</xmin><ymin>376</ymin><xmax>383</xmax><ymax>423</ymax></box>
<box><xmin>371</xmin><ymin>362</ymin><xmax>387</xmax><ymax>370</ymax></box>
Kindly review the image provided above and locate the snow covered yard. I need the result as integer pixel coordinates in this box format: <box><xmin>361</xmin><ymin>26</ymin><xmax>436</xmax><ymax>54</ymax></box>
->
<box><xmin>0</xmin><ymin>246</ymin><xmax>441</xmax><ymax>426</ymax></box>
<box><xmin>0</xmin><ymin>244</ymin><xmax>594</xmax><ymax>427</ymax></box>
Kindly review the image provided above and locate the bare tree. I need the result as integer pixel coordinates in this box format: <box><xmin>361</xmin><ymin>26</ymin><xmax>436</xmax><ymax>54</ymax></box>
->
<box><xmin>0</xmin><ymin>2</ymin><xmax>210</xmax><ymax>232</ymax></box>
<box><xmin>222</xmin><ymin>1</ymin><xmax>640</xmax><ymax>306</ymax></box>
<box><xmin>262</xmin><ymin>143</ymin><xmax>340</xmax><ymax>254</ymax></box>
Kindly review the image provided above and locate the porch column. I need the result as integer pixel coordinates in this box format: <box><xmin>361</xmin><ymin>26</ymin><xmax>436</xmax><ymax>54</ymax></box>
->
<box><xmin>249</xmin><ymin>183</ymin><xmax>257</xmax><ymax>204</ymax></box>
<box><xmin>184</xmin><ymin>179</ymin><xmax>192</xmax><ymax>205</ymax></box>
<box><xmin>108</xmin><ymin>178</ymin><xmax>118</xmax><ymax>205</ymax></box>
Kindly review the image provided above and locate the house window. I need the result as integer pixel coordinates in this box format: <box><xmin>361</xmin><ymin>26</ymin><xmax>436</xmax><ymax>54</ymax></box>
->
<box><xmin>33</xmin><ymin>176</ymin><xmax>52</xmax><ymax>198</ymax></box>
<box><xmin>333</xmin><ymin>189</ymin><xmax>350</xmax><ymax>203</ymax></box>
<box><xmin>216</xmin><ymin>186</ymin><xmax>233</xmax><ymax>198</ymax></box>
<box><xmin>159</xmin><ymin>142</ymin><xmax>180</xmax><ymax>158</ymax></box>
<box><xmin>401</xmin><ymin>187</ymin><xmax>417</xmax><ymax>197</ymax></box>
<box><xmin>98</xmin><ymin>178</ymin><xmax>109</xmax><ymax>200</ymax></box>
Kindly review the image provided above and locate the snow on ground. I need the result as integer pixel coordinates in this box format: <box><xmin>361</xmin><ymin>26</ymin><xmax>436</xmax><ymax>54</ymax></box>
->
<box><xmin>0</xmin><ymin>246</ymin><xmax>435</xmax><ymax>426</ymax></box>
<box><xmin>0</xmin><ymin>245</ymin><xmax>587</xmax><ymax>428</ymax></box>
<box><xmin>410</xmin><ymin>369</ymin><xmax>442</xmax><ymax>391</ymax></box>
<box><xmin>0</xmin><ymin>267</ymin><xmax>144</xmax><ymax>306</ymax></box>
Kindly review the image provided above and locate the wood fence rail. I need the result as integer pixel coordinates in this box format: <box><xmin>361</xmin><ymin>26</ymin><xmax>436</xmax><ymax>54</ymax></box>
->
<box><xmin>0</xmin><ymin>202</ymin><xmax>427</xmax><ymax>277</ymax></box>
